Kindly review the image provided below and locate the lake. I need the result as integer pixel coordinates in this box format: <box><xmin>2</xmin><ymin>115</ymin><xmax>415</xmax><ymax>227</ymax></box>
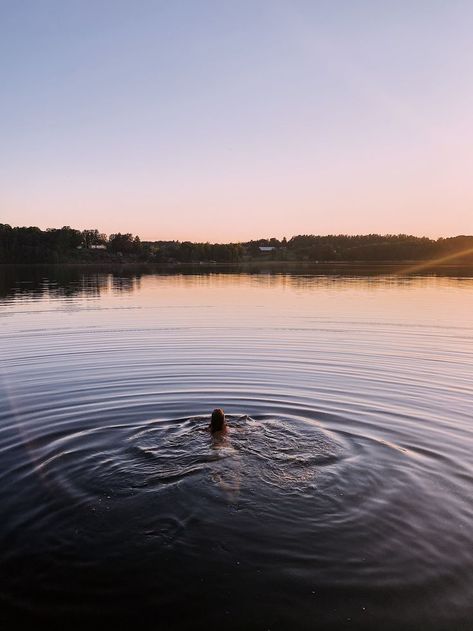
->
<box><xmin>1</xmin><ymin>265</ymin><xmax>472</xmax><ymax>629</ymax></box>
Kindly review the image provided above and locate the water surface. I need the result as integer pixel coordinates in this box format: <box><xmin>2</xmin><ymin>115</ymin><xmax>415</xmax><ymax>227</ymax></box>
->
<box><xmin>1</xmin><ymin>266</ymin><xmax>472</xmax><ymax>629</ymax></box>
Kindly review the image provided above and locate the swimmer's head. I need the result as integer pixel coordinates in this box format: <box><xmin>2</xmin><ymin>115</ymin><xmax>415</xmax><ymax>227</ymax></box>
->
<box><xmin>210</xmin><ymin>408</ymin><xmax>226</xmax><ymax>433</ymax></box>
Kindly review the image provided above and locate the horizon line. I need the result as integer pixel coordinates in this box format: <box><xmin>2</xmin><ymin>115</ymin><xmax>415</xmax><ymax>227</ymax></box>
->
<box><xmin>3</xmin><ymin>223</ymin><xmax>473</xmax><ymax>244</ymax></box>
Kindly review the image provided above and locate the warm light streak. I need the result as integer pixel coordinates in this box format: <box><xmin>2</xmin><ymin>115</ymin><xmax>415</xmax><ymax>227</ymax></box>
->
<box><xmin>397</xmin><ymin>247</ymin><xmax>473</xmax><ymax>275</ymax></box>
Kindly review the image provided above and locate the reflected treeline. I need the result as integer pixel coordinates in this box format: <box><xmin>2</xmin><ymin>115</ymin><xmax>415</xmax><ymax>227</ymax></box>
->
<box><xmin>0</xmin><ymin>263</ymin><xmax>472</xmax><ymax>301</ymax></box>
<box><xmin>0</xmin><ymin>265</ymin><xmax>143</xmax><ymax>300</ymax></box>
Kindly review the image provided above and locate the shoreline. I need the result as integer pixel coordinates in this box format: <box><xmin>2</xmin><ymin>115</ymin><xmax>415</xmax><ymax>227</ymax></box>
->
<box><xmin>1</xmin><ymin>260</ymin><xmax>473</xmax><ymax>271</ymax></box>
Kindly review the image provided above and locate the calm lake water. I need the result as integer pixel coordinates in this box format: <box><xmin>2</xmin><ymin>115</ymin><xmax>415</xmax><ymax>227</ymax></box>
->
<box><xmin>1</xmin><ymin>265</ymin><xmax>472</xmax><ymax>629</ymax></box>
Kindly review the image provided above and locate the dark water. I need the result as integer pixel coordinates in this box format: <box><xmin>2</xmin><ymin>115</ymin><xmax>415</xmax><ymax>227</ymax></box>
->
<box><xmin>1</xmin><ymin>265</ymin><xmax>472</xmax><ymax>629</ymax></box>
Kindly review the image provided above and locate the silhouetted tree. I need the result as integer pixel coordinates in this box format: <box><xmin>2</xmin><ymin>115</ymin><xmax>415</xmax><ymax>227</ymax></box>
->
<box><xmin>109</xmin><ymin>233</ymin><xmax>136</xmax><ymax>254</ymax></box>
<box><xmin>81</xmin><ymin>229</ymin><xmax>107</xmax><ymax>248</ymax></box>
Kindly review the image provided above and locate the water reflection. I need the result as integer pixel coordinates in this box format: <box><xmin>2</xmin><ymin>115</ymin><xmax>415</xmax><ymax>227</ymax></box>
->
<box><xmin>1</xmin><ymin>265</ymin><xmax>473</xmax><ymax>628</ymax></box>
<box><xmin>0</xmin><ymin>266</ymin><xmax>142</xmax><ymax>300</ymax></box>
<box><xmin>1</xmin><ymin>263</ymin><xmax>472</xmax><ymax>301</ymax></box>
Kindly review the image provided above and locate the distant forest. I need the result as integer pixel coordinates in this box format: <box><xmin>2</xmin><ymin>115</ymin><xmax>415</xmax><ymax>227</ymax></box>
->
<box><xmin>1</xmin><ymin>224</ymin><xmax>472</xmax><ymax>264</ymax></box>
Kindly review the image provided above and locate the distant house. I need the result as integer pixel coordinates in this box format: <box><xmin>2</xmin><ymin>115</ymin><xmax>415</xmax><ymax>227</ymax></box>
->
<box><xmin>76</xmin><ymin>244</ymin><xmax>107</xmax><ymax>250</ymax></box>
<box><xmin>259</xmin><ymin>246</ymin><xmax>276</xmax><ymax>252</ymax></box>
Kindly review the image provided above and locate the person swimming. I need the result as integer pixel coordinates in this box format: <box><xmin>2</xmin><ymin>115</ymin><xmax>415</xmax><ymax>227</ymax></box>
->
<box><xmin>210</xmin><ymin>408</ymin><xmax>226</xmax><ymax>433</ymax></box>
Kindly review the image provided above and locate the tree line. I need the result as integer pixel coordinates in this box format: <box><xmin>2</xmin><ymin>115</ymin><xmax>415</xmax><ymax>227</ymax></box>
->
<box><xmin>0</xmin><ymin>223</ymin><xmax>472</xmax><ymax>264</ymax></box>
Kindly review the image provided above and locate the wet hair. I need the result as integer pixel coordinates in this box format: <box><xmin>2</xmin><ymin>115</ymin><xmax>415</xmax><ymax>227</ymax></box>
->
<box><xmin>210</xmin><ymin>408</ymin><xmax>225</xmax><ymax>433</ymax></box>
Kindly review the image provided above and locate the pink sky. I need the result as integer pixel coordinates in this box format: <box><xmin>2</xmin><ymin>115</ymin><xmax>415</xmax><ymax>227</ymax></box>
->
<box><xmin>1</xmin><ymin>1</ymin><xmax>472</xmax><ymax>241</ymax></box>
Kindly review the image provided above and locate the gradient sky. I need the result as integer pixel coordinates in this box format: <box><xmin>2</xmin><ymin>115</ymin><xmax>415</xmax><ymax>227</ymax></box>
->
<box><xmin>1</xmin><ymin>0</ymin><xmax>472</xmax><ymax>241</ymax></box>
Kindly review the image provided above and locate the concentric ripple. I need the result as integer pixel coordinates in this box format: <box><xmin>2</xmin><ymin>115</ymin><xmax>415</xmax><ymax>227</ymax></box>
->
<box><xmin>1</xmin><ymin>267</ymin><xmax>473</xmax><ymax>629</ymax></box>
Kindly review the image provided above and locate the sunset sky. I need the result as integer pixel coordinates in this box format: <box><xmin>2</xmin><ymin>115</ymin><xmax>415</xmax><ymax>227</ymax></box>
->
<box><xmin>1</xmin><ymin>0</ymin><xmax>472</xmax><ymax>241</ymax></box>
